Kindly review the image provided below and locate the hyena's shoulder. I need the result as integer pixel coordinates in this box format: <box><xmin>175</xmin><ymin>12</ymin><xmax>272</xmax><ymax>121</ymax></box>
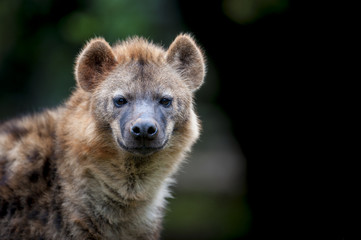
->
<box><xmin>0</xmin><ymin>108</ymin><xmax>63</xmax><ymax>196</ymax></box>
<box><xmin>0</xmin><ymin>108</ymin><xmax>63</xmax><ymax>238</ymax></box>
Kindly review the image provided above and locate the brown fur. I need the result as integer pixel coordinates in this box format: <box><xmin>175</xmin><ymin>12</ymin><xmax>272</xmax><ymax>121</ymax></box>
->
<box><xmin>0</xmin><ymin>34</ymin><xmax>205</xmax><ymax>239</ymax></box>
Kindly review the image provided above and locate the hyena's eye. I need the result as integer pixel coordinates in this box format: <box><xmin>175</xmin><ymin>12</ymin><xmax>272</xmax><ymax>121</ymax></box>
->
<box><xmin>113</xmin><ymin>97</ymin><xmax>128</xmax><ymax>108</ymax></box>
<box><xmin>159</xmin><ymin>97</ymin><xmax>172</xmax><ymax>108</ymax></box>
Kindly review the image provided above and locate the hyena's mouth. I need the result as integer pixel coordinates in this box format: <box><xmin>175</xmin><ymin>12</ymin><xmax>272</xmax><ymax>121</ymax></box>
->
<box><xmin>116</xmin><ymin>138</ymin><xmax>168</xmax><ymax>156</ymax></box>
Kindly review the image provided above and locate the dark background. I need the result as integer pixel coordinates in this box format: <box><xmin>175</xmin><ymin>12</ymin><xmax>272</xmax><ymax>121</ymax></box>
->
<box><xmin>0</xmin><ymin>0</ymin><xmax>346</xmax><ymax>239</ymax></box>
<box><xmin>177</xmin><ymin>1</ymin><xmax>346</xmax><ymax>240</ymax></box>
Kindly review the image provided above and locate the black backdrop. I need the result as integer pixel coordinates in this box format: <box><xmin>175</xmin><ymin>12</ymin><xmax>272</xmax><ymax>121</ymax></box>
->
<box><xmin>177</xmin><ymin>1</ymin><xmax>346</xmax><ymax>239</ymax></box>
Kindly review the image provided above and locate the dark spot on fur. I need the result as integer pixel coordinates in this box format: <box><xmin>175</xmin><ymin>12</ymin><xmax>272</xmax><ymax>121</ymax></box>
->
<box><xmin>0</xmin><ymin>158</ymin><xmax>8</xmax><ymax>186</ymax></box>
<box><xmin>38</xmin><ymin>130</ymin><xmax>47</xmax><ymax>138</ymax></box>
<box><xmin>138</xmin><ymin>58</ymin><xmax>145</xmax><ymax>66</ymax></box>
<box><xmin>39</xmin><ymin>210</ymin><xmax>48</xmax><ymax>224</ymax></box>
<box><xmin>178</xmin><ymin>46</ymin><xmax>193</xmax><ymax>67</ymax></box>
<box><xmin>134</xmin><ymin>156</ymin><xmax>150</xmax><ymax>169</ymax></box>
<box><xmin>29</xmin><ymin>171</ymin><xmax>40</xmax><ymax>183</ymax></box>
<box><xmin>96</xmin><ymin>121</ymin><xmax>112</xmax><ymax>134</ymax></box>
<box><xmin>104</xmin><ymin>122</ymin><xmax>112</xmax><ymax>131</ymax></box>
<box><xmin>49</xmin><ymin>128</ymin><xmax>56</xmax><ymax>140</ymax></box>
<box><xmin>10</xmin><ymin>226</ymin><xmax>16</xmax><ymax>234</ymax></box>
<box><xmin>136</xmin><ymin>58</ymin><xmax>151</xmax><ymax>81</ymax></box>
<box><xmin>127</xmin><ymin>174</ymin><xmax>136</xmax><ymax>191</ymax></box>
<box><xmin>0</xmin><ymin>155</ymin><xmax>8</xmax><ymax>163</ymax></box>
<box><xmin>9</xmin><ymin>199</ymin><xmax>23</xmax><ymax>216</ymax></box>
<box><xmin>28</xmin><ymin>209</ymin><xmax>40</xmax><ymax>219</ymax></box>
<box><xmin>54</xmin><ymin>210</ymin><xmax>63</xmax><ymax>230</ymax></box>
<box><xmin>1</xmin><ymin>123</ymin><xmax>29</xmax><ymax>141</ymax></box>
<box><xmin>0</xmin><ymin>200</ymin><xmax>9</xmax><ymax>218</ymax></box>
<box><xmin>27</xmin><ymin>149</ymin><xmax>41</xmax><ymax>162</ymax></box>
<box><xmin>26</xmin><ymin>197</ymin><xmax>34</xmax><ymax>208</ymax></box>
<box><xmin>42</xmin><ymin>158</ymin><xmax>50</xmax><ymax>179</ymax></box>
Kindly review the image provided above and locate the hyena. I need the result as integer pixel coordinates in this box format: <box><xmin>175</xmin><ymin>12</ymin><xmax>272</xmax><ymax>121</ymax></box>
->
<box><xmin>0</xmin><ymin>34</ymin><xmax>205</xmax><ymax>240</ymax></box>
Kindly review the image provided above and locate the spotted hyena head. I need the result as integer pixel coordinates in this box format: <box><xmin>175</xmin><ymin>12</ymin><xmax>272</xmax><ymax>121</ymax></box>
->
<box><xmin>75</xmin><ymin>34</ymin><xmax>205</xmax><ymax>156</ymax></box>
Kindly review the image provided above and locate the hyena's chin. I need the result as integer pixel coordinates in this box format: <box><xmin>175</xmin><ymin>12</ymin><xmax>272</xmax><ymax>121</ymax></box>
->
<box><xmin>116</xmin><ymin>137</ymin><xmax>169</xmax><ymax>156</ymax></box>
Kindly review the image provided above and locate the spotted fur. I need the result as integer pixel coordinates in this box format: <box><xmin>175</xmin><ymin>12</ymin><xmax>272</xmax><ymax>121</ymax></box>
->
<box><xmin>0</xmin><ymin>34</ymin><xmax>205</xmax><ymax>239</ymax></box>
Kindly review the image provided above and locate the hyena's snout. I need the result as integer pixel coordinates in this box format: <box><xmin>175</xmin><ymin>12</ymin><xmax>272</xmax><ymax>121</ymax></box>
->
<box><xmin>130</xmin><ymin>118</ymin><xmax>159</xmax><ymax>140</ymax></box>
<box><xmin>125</xmin><ymin>116</ymin><xmax>166</xmax><ymax>156</ymax></box>
<box><xmin>118</xmin><ymin>102</ymin><xmax>169</xmax><ymax>156</ymax></box>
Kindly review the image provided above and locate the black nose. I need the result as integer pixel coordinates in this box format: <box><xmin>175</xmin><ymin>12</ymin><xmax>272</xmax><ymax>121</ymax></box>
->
<box><xmin>131</xmin><ymin>119</ymin><xmax>158</xmax><ymax>140</ymax></box>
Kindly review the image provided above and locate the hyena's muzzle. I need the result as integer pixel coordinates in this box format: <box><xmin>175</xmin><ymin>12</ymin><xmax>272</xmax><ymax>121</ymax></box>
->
<box><xmin>117</xmin><ymin>98</ymin><xmax>171</xmax><ymax>156</ymax></box>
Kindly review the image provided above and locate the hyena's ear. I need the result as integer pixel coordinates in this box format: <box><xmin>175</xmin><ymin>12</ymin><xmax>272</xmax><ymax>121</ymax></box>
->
<box><xmin>75</xmin><ymin>38</ymin><xmax>117</xmax><ymax>92</ymax></box>
<box><xmin>166</xmin><ymin>34</ymin><xmax>206</xmax><ymax>91</ymax></box>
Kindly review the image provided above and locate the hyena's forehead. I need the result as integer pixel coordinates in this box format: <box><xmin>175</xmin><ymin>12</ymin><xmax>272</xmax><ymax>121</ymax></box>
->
<box><xmin>112</xmin><ymin>37</ymin><xmax>166</xmax><ymax>64</ymax></box>
<box><xmin>104</xmin><ymin>60</ymin><xmax>184</xmax><ymax>98</ymax></box>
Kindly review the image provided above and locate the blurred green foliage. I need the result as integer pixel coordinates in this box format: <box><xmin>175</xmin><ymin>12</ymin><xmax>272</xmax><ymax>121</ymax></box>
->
<box><xmin>58</xmin><ymin>0</ymin><xmax>177</xmax><ymax>44</ymax></box>
<box><xmin>0</xmin><ymin>0</ymin><xmax>181</xmax><ymax>118</ymax></box>
<box><xmin>164</xmin><ymin>193</ymin><xmax>251</xmax><ymax>240</ymax></box>
<box><xmin>222</xmin><ymin>0</ymin><xmax>288</xmax><ymax>24</ymax></box>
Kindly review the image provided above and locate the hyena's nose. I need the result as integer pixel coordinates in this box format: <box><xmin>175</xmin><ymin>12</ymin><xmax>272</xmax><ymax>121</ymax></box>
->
<box><xmin>131</xmin><ymin>119</ymin><xmax>158</xmax><ymax>140</ymax></box>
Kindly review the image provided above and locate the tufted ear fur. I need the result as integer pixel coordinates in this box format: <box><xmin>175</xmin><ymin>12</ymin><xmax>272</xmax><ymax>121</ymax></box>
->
<box><xmin>166</xmin><ymin>34</ymin><xmax>206</xmax><ymax>91</ymax></box>
<box><xmin>75</xmin><ymin>38</ymin><xmax>118</xmax><ymax>92</ymax></box>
